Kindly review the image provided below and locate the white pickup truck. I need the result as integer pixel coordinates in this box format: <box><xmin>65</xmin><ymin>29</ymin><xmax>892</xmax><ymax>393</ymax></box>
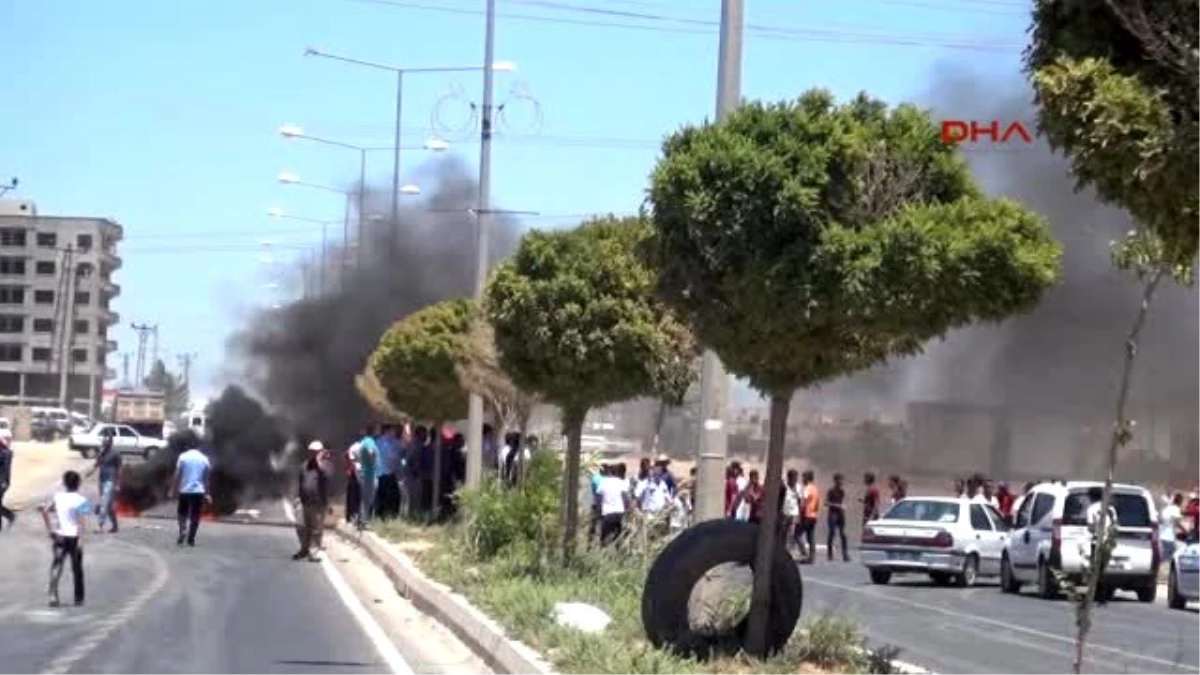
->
<box><xmin>69</xmin><ymin>423</ymin><xmax>167</xmax><ymax>460</ymax></box>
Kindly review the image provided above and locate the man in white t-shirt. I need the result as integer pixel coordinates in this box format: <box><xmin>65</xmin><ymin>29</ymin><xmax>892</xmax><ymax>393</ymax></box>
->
<box><xmin>595</xmin><ymin>463</ymin><xmax>631</xmax><ymax>547</ymax></box>
<box><xmin>1160</xmin><ymin>493</ymin><xmax>1185</xmax><ymax>560</ymax></box>
<box><xmin>38</xmin><ymin>470</ymin><xmax>90</xmax><ymax>607</ymax></box>
<box><xmin>171</xmin><ymin>445</ymin><xmax>212</xmax><ymax>547</ymax></box>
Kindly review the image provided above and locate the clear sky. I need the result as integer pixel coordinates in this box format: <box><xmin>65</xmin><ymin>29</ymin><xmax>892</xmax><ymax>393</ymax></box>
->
<box><xmin>0</xmin><ymin>0</ymin><xmax>1030</xmax><ymax>398</ymax></box>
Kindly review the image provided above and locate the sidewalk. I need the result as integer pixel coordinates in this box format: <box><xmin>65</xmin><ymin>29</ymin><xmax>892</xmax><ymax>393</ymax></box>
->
<box><xmin>6</xmin><ymin>440</ymin><xmax>90</xmax><ymax>508</ymax></box>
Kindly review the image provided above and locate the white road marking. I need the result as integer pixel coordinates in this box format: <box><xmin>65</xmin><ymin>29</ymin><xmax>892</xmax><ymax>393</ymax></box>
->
<box><xmin>40</xmin><ymin>538</ymin><xmax>171</xmax><ymax>675</ymax></box>
<box><xmin>282</xmin><ymin>499</ymin><xmax>414</xmax><ymax>675</ymax></box>
<box><xmin>805</xmin><ymin>575</ymin><xmax>1200</xmax><ymax>672</ymax></box>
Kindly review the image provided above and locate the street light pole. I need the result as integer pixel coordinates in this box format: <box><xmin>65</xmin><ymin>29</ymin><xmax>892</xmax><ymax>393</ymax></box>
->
<box><xmin>358</xmin><ymin>147</ymin><xmax>367</xmax><ymax>268</ymax></box>
<box><xmin>466</xmin><ymin>0</ymin><xmax>499</xmax><ymax>490</ymax></box>
<box><xmin>695</xmin><ymin>0</ymin><xmax>743</xmax><ymax>523</ymax></box>
<box><xmin>391</xmin><ymin>70</ymin><xmax>404</xmax><ymax>259</ymax></box>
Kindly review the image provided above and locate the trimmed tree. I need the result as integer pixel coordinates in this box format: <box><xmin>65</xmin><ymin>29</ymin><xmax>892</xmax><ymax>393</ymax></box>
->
<box><xmin>648</xmin><ymin>90</ymin><xmax>1062</xmax><ymax>657</ymax></box>
<box><xmin>1025</xmin><ymin>2</ymin><xmax>1198</xmax><ymax>670</ymax></box>
<box><xmin>368</xmin><ymin>299</ymin><xmax>472</xmax><ymax>519</ymax></box>
<box><xmin>485</xmin><ymin>214</ymin><xmax>695</xmax><ymax>561</ymax></box>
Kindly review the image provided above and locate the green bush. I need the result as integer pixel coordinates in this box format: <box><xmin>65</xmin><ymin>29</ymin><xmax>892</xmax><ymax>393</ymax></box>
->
<box><xmin>456</xmin><ymin>448</ymin><xmax>561</xmax><ymax>562</ymax></box>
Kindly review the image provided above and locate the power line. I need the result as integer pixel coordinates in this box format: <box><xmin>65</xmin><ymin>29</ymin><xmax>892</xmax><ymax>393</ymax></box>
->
<box><xmin>346</xmin><ymin>0</ymin><xmax>1025</xmax><ymax>52</ymax></box>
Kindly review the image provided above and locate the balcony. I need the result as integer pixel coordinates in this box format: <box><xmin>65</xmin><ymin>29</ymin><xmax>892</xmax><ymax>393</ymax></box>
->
<box><xmin>102</xmin><ymin>309</ymin><xmax>120</xmax><ymax>325</ymax></box>
<box><xmin>100</xmin><ymin>246</ymin><xmax>122</xmax><ymax>271</ymax></box>
<box><xmin>105</xmin><ymin>339</ymin><xmax>118</xmax><ymax>352</ymax></box>
<box><xmin>101</xmin><ymin>278</ymin><xmax>120</xmax><ymax>297</ymax></box>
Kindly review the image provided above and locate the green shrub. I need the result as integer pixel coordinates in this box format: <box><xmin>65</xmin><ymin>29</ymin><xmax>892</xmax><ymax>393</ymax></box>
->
<box><xmin>456</xmin><ymin>448</ymin><xmax>561</xmax><ymax>562</ymax></box>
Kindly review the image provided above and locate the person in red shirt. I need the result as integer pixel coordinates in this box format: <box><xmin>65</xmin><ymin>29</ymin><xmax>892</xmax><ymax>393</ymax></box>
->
<box><xmin>724</xmin><ymin>462</ymin><xmax>743</xmax><ymax>518</ymax></box>
<box><xmin>995</xmin><ymin>481</ymin><xmax>1016</xmax><ymax>526</ymax></box>
<box><xmin>860</xmin><ymin>472</ymin><xmax>881</xmax><ymax>525</ymax></box>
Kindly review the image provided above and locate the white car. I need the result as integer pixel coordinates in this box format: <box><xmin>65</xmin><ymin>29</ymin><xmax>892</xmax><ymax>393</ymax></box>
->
<box><xmin>1000</xmin><ymin>481</ymin><xmax>1160</xmax><ymax>602</ymax></box>
<box><xmin>0</xmin><ymin>417</ymin><xmax>12</xmax><ymax>445</ymax></box>
<box><xmin>69</xmin><ymin>423</ymin><xmax>167</xmax><ymax>460</ymax></box>
<box><xmin>1168</xmin><ymin>535</ymin><xmax>1200</xmax><ymax>610</ymax></box>
<box><xmin>861</xmin><ymin>497</ymin><xmax>1010</xmax><ymax>587</ymax></box>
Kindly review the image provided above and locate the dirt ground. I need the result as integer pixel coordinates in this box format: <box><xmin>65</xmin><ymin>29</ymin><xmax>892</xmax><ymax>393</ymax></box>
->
<box><xmin>6</xmin><ymin>439</ymin><xmax>91</xmax><ymax>508</ymax></box>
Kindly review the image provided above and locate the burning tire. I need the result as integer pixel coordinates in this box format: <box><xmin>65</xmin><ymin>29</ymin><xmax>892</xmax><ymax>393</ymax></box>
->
<box><xmin>641</xmin><ymin>519</ymin><xmax>802</xmax><ymax>658</ymax></box>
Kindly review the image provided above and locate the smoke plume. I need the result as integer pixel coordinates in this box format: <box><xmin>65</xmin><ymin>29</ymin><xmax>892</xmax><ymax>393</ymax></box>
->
<box><xmin>226</xmin><ymin>157</ymin><xmax>520</xmax><ymax>448</ymax></box>
<box><xmin>798</xmin><ymin>65</ymin><xmax>1198</xmax><ymax>477</ymax></box>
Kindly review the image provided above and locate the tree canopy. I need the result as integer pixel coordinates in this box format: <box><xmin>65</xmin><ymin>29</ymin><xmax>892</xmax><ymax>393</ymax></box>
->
<box><xmin>1025</xmin><ymin>0</ymin><xmax>1198</xmax><ymax>272</ymax></box>
<box><xmin>647</xmin><ymin>90</ymin><xmax>1063</xmax><ymax>397</ymax></box>
<box><xmin>368</xmin><ymin>299</ymin><xmax>473</xmax><ymax>423</ymax></box>
<box><xmin>455</xmin><ymin>318</ymin><xmax>537</xmax><ymax>433</ymax></box>
<box><xmin>486</xmin><ymin>214</ymin><xmax>694</xmax><ymax>421</ymax></box>
<box><xmin>144</xmin><ymin>359</ymin><xmax>188</xmax><ymax>418</ymax></box>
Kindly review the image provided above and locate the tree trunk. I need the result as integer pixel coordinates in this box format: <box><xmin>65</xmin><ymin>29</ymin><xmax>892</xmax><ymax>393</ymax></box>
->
<box><xmin>744</xmin><ymin>391</ymin><xmax>791</xmax><ymax>658</ymax></box>
<box><xmin>651</xmin><ymin>400</ymin><xmax>668</xmax><ymax>455</ymax></box>
<box><xmin>561</xmin><ymin>408</ymin><xmax>586</xmax><ymax>563</ymax></box>
<box><xmin>431</xmin><ymin>421</ymin><xmax>444</xmax><ymax>524</ymax></box>
<box><xmin>1073</xmin><ymin>267</ymin><xmax>1164</xmax><ymax>674</ymax></box>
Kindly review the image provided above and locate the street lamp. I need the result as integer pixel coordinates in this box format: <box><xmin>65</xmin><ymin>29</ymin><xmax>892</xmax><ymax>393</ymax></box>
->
<box><xmin>302</xmin><ymin>46</ymin><xmax>514</xmax><ymax>257</ymax></box>
<box><xmin>277</xmin><ymin>125</ymin><xmax>444</xmax><ymax>262</ymax></box>
<box><xmin>268</xmin><ymin>207</ymin><xmax>341</xmax><ymax>293</ymax></box>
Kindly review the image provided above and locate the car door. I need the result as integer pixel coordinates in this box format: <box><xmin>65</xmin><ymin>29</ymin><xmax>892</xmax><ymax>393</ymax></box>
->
<box><xmin>116</xmin><ymin>426</ymin><xmax>139</xmax><ymax>453</ymax></box>
<box><xmin>984</xmin><ymin>504</ymin><xmax>1012</xmax><ymax>575</ymax></box>
<box><xmin>969</xmin><ymin>504</ymin><xmax>1001</xmax><ymax>575</ymax></box>
<box><xmin>1008</xmin><ymin>492</ymin><xmax>1037</xmax><ymax>580</ymax></box>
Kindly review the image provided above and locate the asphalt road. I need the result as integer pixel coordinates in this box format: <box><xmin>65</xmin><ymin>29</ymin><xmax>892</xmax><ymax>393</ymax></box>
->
<box><xmin>798</xmin><ymin>557</ymin><xmax>1199</xmax><ymax>674</ymax></box>
<box><xmin>0</xmin><ymin>497</ymin><xmax>487</xmax><ymax>675</ymax></box>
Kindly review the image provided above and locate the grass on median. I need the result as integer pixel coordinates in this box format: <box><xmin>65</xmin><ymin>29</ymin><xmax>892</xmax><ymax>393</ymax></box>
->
<box><xmin>370</xmin><ymin>452</ymin><xmax>902</xmax><ymax>674</ymax></box>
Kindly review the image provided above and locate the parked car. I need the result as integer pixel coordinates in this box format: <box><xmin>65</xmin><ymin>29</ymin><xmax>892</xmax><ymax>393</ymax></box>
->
<box><xmin>30</xmin><ymin>413</ymin><xmax>59</xmax><ymax>442</ymax></box>
<box><xmin>0</xmin><ymin>417</ymin><xmax>12</xmax><ymax>446</ymax></box>
<box><xmin>69</xmin><ymin>423</ymin><xmax>167</xmax><ymax>460</ymax></box>
<box><xmin>861</xmin><ymin>497</ymin><xmax>1010</xmax><ymax>587</ymax></box>
<box><xmin>1168</xmin><ymin>531</ymin><xmax>1200</xmax><ymax>610</ymax></box>
<box><xmin>1000</xmin><ymin>481</ymin><xmax>1160</xmax><ymax>602</ymax></box>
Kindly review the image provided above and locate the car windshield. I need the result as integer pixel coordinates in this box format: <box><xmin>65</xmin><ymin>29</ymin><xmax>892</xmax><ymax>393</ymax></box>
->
<box><xmin>881</xmin><ymin>499</ymin><xmax>959</xmax><ymax>523</ymax></box>
<box><xmin>1062</xmin><ymin>489</ymin><xmax>1153</xmax><ymax>527</ymax></box>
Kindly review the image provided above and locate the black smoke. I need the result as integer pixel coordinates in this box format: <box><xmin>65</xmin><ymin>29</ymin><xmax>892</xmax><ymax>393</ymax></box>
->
<box><xmin>225</xmin><ymin>156</ymin><xmax>520</xmax><ymax>449</ymax></box>
<box><xmin>799</xmin><ymin>66</ymin><xmax>1198</xmax><ymax>478</ymax></box>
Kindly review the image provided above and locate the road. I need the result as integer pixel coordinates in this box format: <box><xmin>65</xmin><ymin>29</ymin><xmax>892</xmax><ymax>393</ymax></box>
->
<box><xmin>799</xmin><ymin>558</ymin><xmax>1199</xmax><ymax>674</ymax></box>
<box><xmin>0</xmin><ymin>497</ymin><xmax>488</xmax><ymax>675</ymax></box>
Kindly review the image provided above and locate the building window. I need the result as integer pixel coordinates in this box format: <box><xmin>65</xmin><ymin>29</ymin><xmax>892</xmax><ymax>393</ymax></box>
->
<box><xmin>77</xmin><ymin>234</ymin><xmax>94</xmax><ymax>250</ymax></box>
<box><xmin>96</xmin><ymin>322</ymin><xmax>104</xmax><ymax>336</ymax></box>
<box><xmin>0</xmin><ymin>229</ymin><xmax>27</xmax><ymax>247</ymax></box>
<box><xmin>35</xmin><ymin>260</ymin><xmax>55</xmax><ymax>275</ymax></box>
<box><xmin>0</xmin><ymin>315</ymin><xmax>23</xmax><ymax>333</ymax></box>
<box><xmin>34</xmin><ymin>290</ymin><xmax>55</xmax><ymax>304</ymax></box>
<box><xmin>72</xmin><ymin>348</ymin><xmax>87</xmax><ymax>363</ymax></box>
<box><xmin>32</xmin><ymin>347</ymin><xmax>51</xmax><ymax>362</ymax></box>
<box><xmin>33</xmin><ymin>318</ymin><xmax>53</xmax><ymax>333</ymax></box>
<box><xmin>36</xmin><ymin>233</ymin><xmax>57</xmax><ymax>248</ymax></box>
<box><xmin>73</xmin><ymin>319</ymin><xmax>89</xmax><ymax>334</ymax></box>
<box><xmin>75</xmin><ymin>291</ymin><xmax>90</xmax><ymax>306</ymax></box>
<box><xmin>77</xmin><ymin>262</ymin><xmax>94</xmax><ymax>278</ymax></box>
<box><xmin>0</xmin><ymin>344</ymin><xmax>22</xmax><ymax>362</ymax></box>
<box><xmin>97</xmin><ymin>350</ymin><xmax>105</xmax><ymax>365</ymax></box>
<box><xmin>0</xmin><ymin>257</ymin><xmax>26</xmax><ymax>275</ymax></box>
<box><xmin>0</xmin><ymin>287</ymin><xmax>25</xmax><ymax>305</ymax></box>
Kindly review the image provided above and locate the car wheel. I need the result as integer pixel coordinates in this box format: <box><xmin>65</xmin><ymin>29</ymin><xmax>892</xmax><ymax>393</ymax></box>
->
<box><xmin>1037</xmin><ymin>559</ymin><xmax>1059</xmax><ymax>600</ymax></box>
<box><xmin>143</xmin><ymin>447</ymin><xmax>155</xmax><ymax>460</ymax></box>
<box><xmin>1000</xmin><ymin>555</ymin><xmax>1021</xmax><ymax>594</ymax></box>
<box><xmin>1135</xmin><ymin>579</ymin><xmax>1157</xmax><ymax>603</ymax></box>
<box><xmin>929</xmin><ymin>571</ymin><xmax>952</xmax><ymax>586</ymax></box>
<box><xmin>1168</xmin><ymin>566</ymin><xmax>1187</xmax><ymax>610</ymax></box>
<box><xmin>955</xmin><ymin>554</ymin><xmax>979</xmax><ymax>588</ymax></box>
<box><xmin>81</xmin><ymin>447</ymin><xmax>96</xmax><ymax>459</ymax></box>
<box><xmin>869</xmin><ymin>569</ymin><xmax>891</xmax><ymax>585</ymax></box>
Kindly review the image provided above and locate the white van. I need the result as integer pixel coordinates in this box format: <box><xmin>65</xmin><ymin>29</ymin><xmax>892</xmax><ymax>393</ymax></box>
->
<box><xmin>1000</xmin><ymin>481</ymin><xmax>1160</xmax><ymax>602</ymax></box>
<box><xmin>180</xmin><ymin>411</ymin><xmax>207</xmax><ymax>436</ymax></box>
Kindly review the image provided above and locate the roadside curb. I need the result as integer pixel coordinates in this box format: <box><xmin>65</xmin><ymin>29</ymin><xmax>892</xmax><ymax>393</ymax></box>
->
<box><xmin>331</xmin><ymin>523</ymin><xmax>555</xmax><ymax>675</ymax></box>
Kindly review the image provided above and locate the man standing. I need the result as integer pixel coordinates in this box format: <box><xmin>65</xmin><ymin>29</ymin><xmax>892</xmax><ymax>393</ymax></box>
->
<box><xmin>38</xmin><ymin>470</ymin><xmax>89</xmax><ymax>607</ymax></box>
<box><xmin>595</xmin><ymin>463</ymin><xmax>631</xmax><ymax>547</ymax></box>
<box><xmin>86</xmin><ymin>434</ymin><xmax>122</xmax><ymax>533</ymax></box>
<box><xmin>170</xmin><ymin>443</ymin><xmax>211</xmax><ymax>547</ymax></box>
<box><xmin>356</xmin><ymin>425</ymin><xmax>378</xmax><ymax>529</ymax></box>
<box><xmin>294</xmin><ymin>441</ymin><xmax>330</xmax><ymax>562</ymax></box>
<box><xmin>826</xmin><ymin>473</ymin><xmax>849</xmax><ymax>562</ymax></box>
<box><xmin>344</xmin><ymin>437</ymin><xmax>361</xmax><ymax>525</ymax></box>
<box><xmin>800</xmin><ymin>470</ymin><xmax>821</xmax><ymax>565</ymax></box>
<box><xmin>0</xmin><ymin>438</ymin><xmax>14</xmax><ymax>531</ymax></box>
<box><xmin>375</xmin><ymin>425</ymin><xmax>400</xmax><ymax>519</ymax></box>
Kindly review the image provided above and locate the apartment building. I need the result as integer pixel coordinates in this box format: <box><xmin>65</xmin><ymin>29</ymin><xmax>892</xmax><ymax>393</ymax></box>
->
<box><xmin>0</xmin><ymin>199</ymin><xmax>121</xmax><ymax>416</ymax></box>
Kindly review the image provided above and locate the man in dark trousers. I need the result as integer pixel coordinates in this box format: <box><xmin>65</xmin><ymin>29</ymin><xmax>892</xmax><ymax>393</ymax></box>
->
<box><xmin>0</xmin><ymin>438</ymin><xmax>14</xmax><ymax>530</ymax></box>
<box><xmin>294</xmin><ymin>440</ymin><xmax>330</xmax><ymax>562</ymax></box>
<box><xmin>86</xmin><ymin>434</ymin><xmax>122</xmax><ymax>533</ymax></box>
<box><xmin>38</xmin><ymin>470</ymin><xmax>89</xmax><ymax>606</ymax></box>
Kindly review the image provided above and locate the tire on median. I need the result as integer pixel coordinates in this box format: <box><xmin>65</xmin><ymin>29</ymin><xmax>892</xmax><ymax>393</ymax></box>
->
<box><xmin>641</xmin><ymin>518</ymin><xmax>803</xmax><ymax>659</ymax></box>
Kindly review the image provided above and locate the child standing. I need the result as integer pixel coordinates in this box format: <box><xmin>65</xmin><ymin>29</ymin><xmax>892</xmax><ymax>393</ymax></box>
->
<box><xmin>38</xmin><ymin>470</ymin><xmax>90</xmax><ymax>607</ymax></box>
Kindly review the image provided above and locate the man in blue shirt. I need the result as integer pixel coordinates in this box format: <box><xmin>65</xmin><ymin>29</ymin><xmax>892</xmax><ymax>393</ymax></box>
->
<box><xmin>170</xmin><ymin>444</ymin><xmax>211</xmax><ymax>546</ymax></box>
<box><xmin>356</xmin><ymin>425</ymin><xmax>378</xmax><ymax>529</ymax></box>
<box><xmin>375</xmin><ymin>425</ymin><xmax>401</xmax><ymax>519</ymax></box>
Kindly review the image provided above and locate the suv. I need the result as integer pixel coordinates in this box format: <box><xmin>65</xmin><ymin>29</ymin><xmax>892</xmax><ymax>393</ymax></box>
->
<box><xmin>999</xmin><ymin>481</ymin><xmax>1160</xmax><ymax>602</ymax></box>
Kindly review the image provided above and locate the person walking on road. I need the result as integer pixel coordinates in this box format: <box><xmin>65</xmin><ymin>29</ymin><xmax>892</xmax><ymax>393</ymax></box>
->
<box><xmin>293</xmin><ymin>441</ymin><xmax>330</xmax><ymax>562</ymax></box>
<box><xmin>38</xmin><ymin>470</ymin><xmax>89</xmax><ymax>607</ymax></box>
<box><xmin>170</xmin><ymin>444</ymin><xmax>211</xmax><ymax>547</ymax></box>
<box><xmin>826</xmin><ymin>473</ymin><xmax>850</xmax><ymax>562</ymax></box>
<box><xmin>0</xmin><ymin>438</ymin><xmax>15</xmax><ymax>531</ymax></box>
<box><xmin>86</xmin><ymin>434</ymin><xmax>122</xmax><ymax>533</ymax></box>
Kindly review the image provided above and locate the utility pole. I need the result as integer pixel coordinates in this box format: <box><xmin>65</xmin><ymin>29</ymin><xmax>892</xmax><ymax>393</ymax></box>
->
<box><xmin>465</xmin><ymin>0</ymin><xmax>498</xmax><ymax>489</ymax></box>
<box><xmin>56</xmin><ymin>247</ymin><xmax>77</xmax><ymax>409</ymax></box>
<box><xmin>694</xmin><ymin>0</ymin><xmax>743</xmax><ymax>524</ymax></box>
<box><xmin>150</xmin><ymin>325</ymin><xmax>159</xmax><ymax>368</ymax></box>
<box><xmin>121</xmin><ymin>352</ymin><xmax>131</xmax><ymax>388</ymax></box>
<box><xmin>177</xmin><ymin>353</ymin><xmax>196</xmax><ymax>385</ymax></box>
<box><xmin>130</xmin><ymin>323</ymin><xmax>155</xmax><ymax>386</ymax></box>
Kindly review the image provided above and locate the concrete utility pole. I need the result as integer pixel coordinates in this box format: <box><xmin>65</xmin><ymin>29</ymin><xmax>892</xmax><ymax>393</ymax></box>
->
<box><xmin>56</xmin><ymin>247</ymin><xmax>77</xmax><ymax>409</ymax></box>
<box><xmin>130</xmin><ymin>323</ymin><xmax>155</xmax><ymax>386</ymax></box>
<box><xmin>177</xmin><ymin>353</ymin><xmax>195</xmax><ymax>385</ymax></box>
<box><xmin>694</xmin><ymin>0</ymin><xmax>743</xmax><ymax>523</ymax></box>
<box><xmin>465</xmin><ymin>0</ymin><xmax>498</xmax><ymax>489</ymax></box>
